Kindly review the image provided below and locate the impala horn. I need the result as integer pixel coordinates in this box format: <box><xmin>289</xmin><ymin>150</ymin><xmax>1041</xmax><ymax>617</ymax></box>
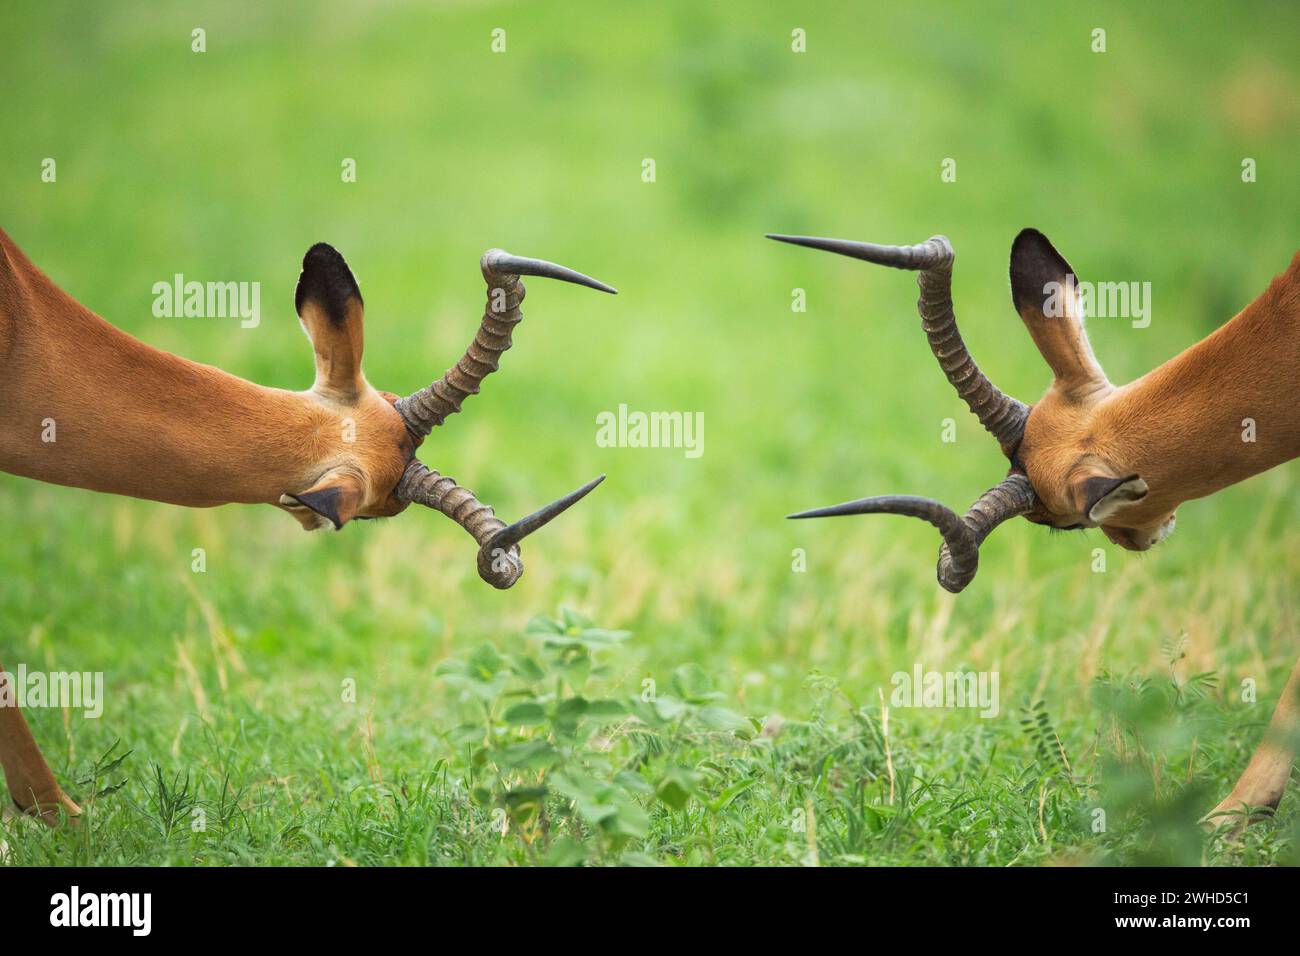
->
<box><xmin>395</xmin><ymin>250</ymin><xmax>616</xmax><ymax>438</ymax></box>
<box><xmin>391</xmin><ymin>249</ymin><xmax>613</xmax><ymax>586</ymax></box>
<box><xmin>770</xmin><ymin>232</ymin><xmax>1037</xmax><ymax>592</ymax></box>
<box><xmin>395</xmin><ymin>461</ymin><xmax>605</xmax><ymax>589</ymax></box>
<box><xmin>765</xmin><ymin>234</ymin><xmax>1028</xmax><ymax>450</ymax></box>
<box><xmin>789</xmin><ymin>474</ymin><xmax>1036</xmax><ymax>593</ymax></box>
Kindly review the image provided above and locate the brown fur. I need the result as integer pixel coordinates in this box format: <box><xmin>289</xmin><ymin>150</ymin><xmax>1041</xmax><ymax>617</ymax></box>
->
<box><xmin>0</xmin><ymin>228</ymin><xmax>424</xmax><ymax>819</ymax></box>
<box><xmin>1017</xmin><ymin>243</ymin><xmax>1300</xmax><ymax>547</ymax></box>
<box><xmin>1010</xmin><ymin>232</ymin><xmax>1300</xmax><ymax>827</ymax></box>
<box><xmin>0</xmin><ymin>229</ymin><xmax>416</xmax><ymax>521</ymax></box>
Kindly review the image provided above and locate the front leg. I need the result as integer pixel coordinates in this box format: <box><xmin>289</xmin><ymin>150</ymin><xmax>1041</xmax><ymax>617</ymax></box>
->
<box><xmin>0</xmin><ymin>659</ymin><xmax>80</xmax><ymax>825</ymax></box>
<box><xmin>1205</xmin><ymin>655</ymin><xmax>1300</xmax><ymax>831</ymax></box>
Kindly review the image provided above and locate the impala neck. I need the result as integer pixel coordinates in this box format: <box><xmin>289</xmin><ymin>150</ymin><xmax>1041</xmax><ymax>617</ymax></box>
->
<box><xmin>0</xmin><ymin>230</ymin><xmax>332</xmax><ymax>507</ymax></box>
<box><xmin>1096</xmin><ymin>253</ymin><xmax>1300</xmax><ymax>508</ymax></box>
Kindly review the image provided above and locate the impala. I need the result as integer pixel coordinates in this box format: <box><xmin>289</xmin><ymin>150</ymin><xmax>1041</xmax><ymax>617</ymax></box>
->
<box><xmin>0</xmin><ymin>228</ymin><xmax>614</xmax><ymax>822</ymax></box>
<box><xmin>769</xmin><ymin>227</ymin><xmax>1300</xmax><ymax>828</ymax></box>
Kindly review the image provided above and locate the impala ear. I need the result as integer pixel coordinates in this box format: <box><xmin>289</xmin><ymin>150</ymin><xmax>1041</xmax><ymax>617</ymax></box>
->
<box><xmin>1077</xmin><ymin>472</ymin><xmax>1148</xmax><ymax>524</ymax></box>
<box><xmin>1010</xmin><ymin>229</ymin><xmax>1109</xmax><ymax>397</ymax></box>
<box><xmin>281</xmin><ymin>471</ymin><xmax>365</xmax><ymax>531</ymax></box>
<box><xmin>295</xmin><ymin>243</ymin><xmax>365</xmax><ymax>403</ymax></box>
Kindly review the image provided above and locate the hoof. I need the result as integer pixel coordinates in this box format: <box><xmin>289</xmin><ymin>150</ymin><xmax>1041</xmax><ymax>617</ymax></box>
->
<box><xmin>12</xmin><ymin>792</ymin><xmax>82</xmax><ymax>828</ymax></box>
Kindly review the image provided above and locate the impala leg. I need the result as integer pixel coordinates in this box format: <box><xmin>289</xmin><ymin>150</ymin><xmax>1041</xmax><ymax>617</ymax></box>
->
<box><xmin>0</xmin><ymin>659</ymin><xmax>80</xmax><ymax>825</ymax></box>
<box><xmin>1205</xmin><ymin>655</ymin><xmax>1300</xmax><ymax>831</ymax></box>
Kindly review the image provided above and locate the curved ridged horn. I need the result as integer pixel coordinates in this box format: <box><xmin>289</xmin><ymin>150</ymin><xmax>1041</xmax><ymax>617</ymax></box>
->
<box><xmin>789</xmin><ymin>473</ymin><xmax>1036</xmax><ymax>593</ymax></box>
<box><xmin>394</xmin><ymin>250</ymin><xmax>616</xmax><ymax>438</ymax></box>
<box><xmin>394</xmin><ymin>460</ymin><xmax>604</xmax><ymax>589</ymax></box>
<box><xmin>765</xmin><ymin>233</ymin><xmax>1028</xmax><ymax>450</ymax></box>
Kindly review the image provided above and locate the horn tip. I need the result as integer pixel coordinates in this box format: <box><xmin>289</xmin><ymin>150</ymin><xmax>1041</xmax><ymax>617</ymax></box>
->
<box><xmin>481</xmin><ymin>249</ymin><xmax>618</xmax><ymax>294</ymax></box>
<box><xmin>564</xmin><ymin>274</ymin><xmax>618</xmax><ymax>295</ymax></box>
<box><xmin>786</xmin><ymin>506</ymin><xmax>835</xmax><ymax>519</ymax></box>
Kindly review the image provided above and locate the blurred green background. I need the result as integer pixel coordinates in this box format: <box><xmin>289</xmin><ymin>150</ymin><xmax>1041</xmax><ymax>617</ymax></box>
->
<box><xmin>1</xmin><ymin>1</ymin><xmax>1297</xmax><ymax>864</ymax></box>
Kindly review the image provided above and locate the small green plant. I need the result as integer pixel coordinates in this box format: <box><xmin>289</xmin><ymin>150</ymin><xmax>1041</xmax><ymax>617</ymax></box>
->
<box><xmin>1090</xmin><ymin>662</ymin><xmax>1230</xmax><ymax>865</ymax></box>
<box><xmin>434</xmin><ymin>608</ymin><xmax>757</xmax><ymax>865</ymax></box>
<box><xmin>1018</xmin><ymin>699</ymin><xmax>1073</xmax><ymax>779</ymax></box>
<box><xmin>77</xmin><ymin>739</ymin><xmax>132</xmax><ymax>804</ymax></box>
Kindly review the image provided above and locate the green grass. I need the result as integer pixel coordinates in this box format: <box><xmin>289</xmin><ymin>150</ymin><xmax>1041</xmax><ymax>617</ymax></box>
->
<box><xmin>1</xmin><ymin>0</ymin><xmax>1298</xmax><ymax>865</ymax></box>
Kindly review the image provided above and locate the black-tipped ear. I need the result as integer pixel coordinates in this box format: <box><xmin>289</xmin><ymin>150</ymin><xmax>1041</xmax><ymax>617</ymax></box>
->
<box><xmin>1010</xmin><ymin>229</ymin><xmax>1077</xmax><ymax>315</ymax></box>
<box><xmin>294</xmin><ymin>243</ymin><xmax>366</xmax><ymax>403</ymax></box>
<box><xmin>284</xmin><ymin>472</ymin><xmax>365</xmax><ymax>531</ymax></box>
<box><xmin>1009</xmin><ymin>228</ymin><xmax>1109</xmax><ymax>395</ymax></box>
<box><xmin>1079</xmin><ymin>473</ymin><xmax>1148</xmax><ymax>524</ymax></box>
<box><xmin>296</xmin><ymin>243</ymin><xmax>362</xmax><ymax>326</ymax></box>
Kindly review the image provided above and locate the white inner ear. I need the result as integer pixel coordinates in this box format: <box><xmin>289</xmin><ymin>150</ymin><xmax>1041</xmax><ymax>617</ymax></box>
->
<box><xmin>1088</xmin><ymin>477</ymin><xmax>1149</xmax><ymax>524</ymax></box>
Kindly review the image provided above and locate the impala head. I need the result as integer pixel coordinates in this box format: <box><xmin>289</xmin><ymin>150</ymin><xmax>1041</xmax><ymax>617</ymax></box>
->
<box><xmin>1008</xmin><ymin>230</ymin><xmax>1177</xmax><ymax>552</ymax></box>
<box><xmin>282</xmin><ymin>242</ymin><xmax>615</xmax><ymax>588</ymax></box>
<box><xmin>769</xmin><ymin>227</ymin><xmax>1173</xmax><ymax>593</ymax></box>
